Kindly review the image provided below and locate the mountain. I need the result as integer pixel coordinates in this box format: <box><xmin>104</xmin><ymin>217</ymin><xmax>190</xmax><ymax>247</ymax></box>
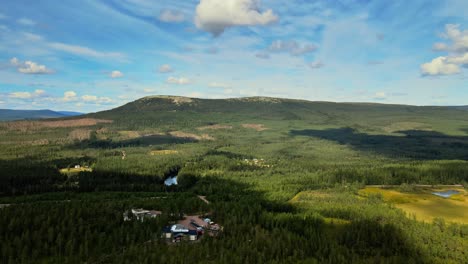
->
<box><xmin>0</xmin><ymin>109</ymin><xmax>83</xmax><ymax>121</ymax></box>
<box><xmin>88</xmin><ymin>95</ymin><xmax>468</xmax><ymax>134</ymax></box>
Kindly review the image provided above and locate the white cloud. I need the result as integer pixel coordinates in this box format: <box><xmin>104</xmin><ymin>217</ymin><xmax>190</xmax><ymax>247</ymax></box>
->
<box><xmin>81</xmin><ymin>94</ymin><xmax>113</xmax><ymax>104</ymax></box>
<box><xmin>82</xmin><ymin>95</ymin><xmax>98</xmax><ymax>102</ymax></box>
<box><xmin>420</xmin><ymin>56</ymin><xmax>460</xmax><ymax>76</ymax></box>
<box><xmin>447</xmin><ymin>52</ymin><xmax>468</xmax><ymax>65</ymax></box>
<box><xmin>158</xmin><ymin>64</ymin><xmax>173</xmax><ymax>73</ymax></box>
<box><xmin>309</xmin><ymin>61</ymin><xmax>324</xmax><ymax>69</ymax></box>
<box><xmin>208</xmin><ymin>82</ymin><xmax>231</xmax><ymax>89</ymax></box>
<box><xmin>63</xmin><ymin>91</ymin><xmax>78</xmax><ymax>102</ymax></box>
<box><xmin>167</xmin><ymin>76</ymin><xmax>190</xmax><ymax>85</ymax></box>
<box><xmin>9</xmin><ymin>89</ymin><xmax>46</xmax><ymax>99</ymax></box>
<box><xmin>195</xmin><ymin>0</ymin><xmax>278</xmax><ymax>36</ymax></box>
<box><xmin>159</xmin><ymin>10</ymin><xmax>185</xmax><ymax>23</ymax></box>
<box><xmin>110</xmin><ymin>70</ymin><xmax>124</xmax><ymax>78</ymax></box>
<box><xmin>17</xmin><ymin>18</ymin><xmax>35</xmax><ymax>26</ymax></box>
<box><xmin>374</xmin><ymin>91</ymin><xmax>386</xmax><ymax>100</ymax></box>
<box><xmin>443</xmin><ymin>24</ymin><xmax>468</xmax><ymax>53</ymax></box>
<box><xmin>268</xmin><ymin>40</ymin><xmax>317</xmax><ymax>56</ymax></box>
<box><xmin>421</xmin><ymin>24</ymin><xmax>468</xmax><ymax>76</ymax></box>
<box><xmin>9</xmin><ymin>92</ymin><xmax>32</xmax><ymax>99</ymax></box>
<box><xmin>10</xmin><ymin>57</ymin><xmax>20</xmax><ymax>66</ymax></box>
<box><xmin>49</xmin><ymin>42</ymin><xmax>126</xmax><ymax>60</ymax></box>
<box><xmin>9</xmin><ymin>57</ymin><xmax>53</xmax><ymax>74</ymax></box>
<box><xmin>0</xmin><ymin>13</ymin><xmax>7</xmax><ymax>20</ymax></box>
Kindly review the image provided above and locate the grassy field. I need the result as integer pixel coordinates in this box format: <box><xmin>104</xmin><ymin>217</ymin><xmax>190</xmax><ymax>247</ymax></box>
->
<box><xmin>359</xmin><ymin>187</ymin><xmax>468</xmax><ymax>224</ymax></box>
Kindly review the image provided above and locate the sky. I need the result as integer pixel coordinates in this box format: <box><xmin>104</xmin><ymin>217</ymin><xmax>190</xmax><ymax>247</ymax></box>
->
<box><xmin>0</xmin><ymin>0</ymin><xmax>467</xmax><ymax>112</ymax></box>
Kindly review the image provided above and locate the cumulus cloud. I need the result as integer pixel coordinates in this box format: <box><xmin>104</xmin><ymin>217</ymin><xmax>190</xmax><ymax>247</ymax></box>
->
<box><xmin>167</xmin><ymin>76</ymin><xmax>190</xmax><ymax>85</ymax></box>
<box><xmin>443</xmin><ymin>24</ymin><xmax>468</xmax><ymax>53</ymax></box>
<box><xmin>309</xmin><ymin>61</ymin><xmax>324</xmax><ymax>69</ymax></box>
<box><xmin>63</xmin><ymin>91</ymin><xmax>78</xmax><ymax>102</ymax></box>
<box><xmin>17</xmin><ymin>18</ymin><xmax>35</xmax><ymax>26</ymax></box>
<box><xmin>374</xmin><ymin>91</ymin><xmax>386</xmax><ymax>100</ymax></box>
<box><xmin>421</xmin><ymin>56</ymin><xmax>460</xmax><ymax>76</ymax></box>
<box><xmin>81</xmin><ymin>95</ymin><xmax>113</xmax><ymax>104</ymax></box>
<box><xmin>159</xmin><ymin>10</ymin><xmax>185</xmax><ymax>23</ymax></box>
<box><xmin>82</xmin><ymin>95</ymin><xmax>98</xmax><ymax>102</ymax></box>
<box><xmin>9</xmin><ymin>89</ymin><xmax>47</xmax><ymax>99</ymax></box>
<box><xmin>159</xmin><ymin>64</ymin><xmax>173</xmax><ymax>73</ymax></box>
<box><xmin>9</xmin><ymin>92</ymin><xmax>33</xmax><ymax>99</ymax></box>
<box><xmin>421</xmin><ymin>24</ymin><xmax>468</xmax><ymax>76</ymax></box>
<box><xmin>9</xmin><ymin>57</ymin><xmax>53</xmax><ymax>74</ymax></box>
<box><xmin>268</xmin><ymin>40</ymin><xmax>317</xmax><ymax>56</ymax></box>
<box><xmin>195</xmin><ymin>0</ymin><xmax>278</xmax><ymax>36</ymax></box>
<box><xmin>110</xmin><ymin>70</ymin><xmax>123</xmax><ymax>78</ymax></box>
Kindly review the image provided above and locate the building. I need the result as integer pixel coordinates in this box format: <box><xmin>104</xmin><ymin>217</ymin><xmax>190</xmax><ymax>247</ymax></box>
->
<box><xmin>124</xmin><ymin>208</ymin><xmax>162</xmax><ymax>222</ymax></box>
<box><xmin>162</xmin><ymin>224</ymin><xmax>199</xmax><ymax>242</ymax></box>
<box><xmin>170</xmin><ymin>224</ymin><xmax>189</xmax><ymax>233</ymax></box>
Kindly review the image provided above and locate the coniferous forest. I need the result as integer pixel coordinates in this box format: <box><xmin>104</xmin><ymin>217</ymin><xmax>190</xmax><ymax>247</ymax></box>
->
<box><xmin>1</xmin><ymin>96</ymin><xmax>468</xmax><ymax>263</ymax></box>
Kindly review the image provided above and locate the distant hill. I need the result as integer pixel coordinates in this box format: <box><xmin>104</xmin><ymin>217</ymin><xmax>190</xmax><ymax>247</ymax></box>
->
<box><xmin>450</xmin><ymin>106</ymin><xmax>468</xmax><ymax>111</ymax></box>
<box><xmin>0</xmin><ymin>109</ymin><xmax>83</xmax><ymax>121</ymax></box>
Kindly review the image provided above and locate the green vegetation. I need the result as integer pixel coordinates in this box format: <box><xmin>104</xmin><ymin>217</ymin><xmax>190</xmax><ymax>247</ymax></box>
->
<box><xmin>1</xmin><ymin>96</ymin><xmax>468</xmax><ymax>263</ymax></box>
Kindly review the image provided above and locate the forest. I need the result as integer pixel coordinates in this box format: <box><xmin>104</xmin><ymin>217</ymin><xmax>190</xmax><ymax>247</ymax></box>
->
<box><xmin>1</xmin><ymin>96</ymin><xmax>468</xmax><ymax>263</ymax></box>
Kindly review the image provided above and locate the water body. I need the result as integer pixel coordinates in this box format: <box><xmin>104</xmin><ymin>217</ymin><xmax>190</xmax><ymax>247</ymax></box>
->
<box><xmin>432</xmin><ymin>190</ymin><xmax>460</xmax><ymax>198</ymax></box>
<box><xmin>164</xmin><ymin>176</ymin><xmax>178</xmax><ymax>186</ymax></box>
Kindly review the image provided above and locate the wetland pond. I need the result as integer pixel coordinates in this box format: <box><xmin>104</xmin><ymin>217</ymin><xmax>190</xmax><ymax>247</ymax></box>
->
<box><xmin>432</xmin><ymin>190</ymin><xmax>460</xmax><ymax>198</ymax></box>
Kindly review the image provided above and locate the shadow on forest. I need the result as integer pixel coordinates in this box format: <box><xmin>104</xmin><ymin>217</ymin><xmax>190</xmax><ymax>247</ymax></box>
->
<box><xmin>0</xmin><ymin>154</ymin><xmax>431</xmax><ymax>262</ymax></box>
<box><xmin>71</xmin><ymin>134</ymin><xmax>196</xmax><ymax>149</ymax></box>
<box><xmin>291</xmin><ymin>127</ymin><xmax>468</xmax><ymax>160</ymax></box>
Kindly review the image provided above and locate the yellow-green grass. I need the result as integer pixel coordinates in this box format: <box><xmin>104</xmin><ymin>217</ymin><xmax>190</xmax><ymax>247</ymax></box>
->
<box><xmin>150</xmin><ymin>150</ymin><xmax>179</xmax><ymax>155</ymax></box>
<box><xmin>59</xmin><ymin>167</ymin><xmax>92</xmax><ymax>175</ymax></box>
<box><xmin>359</xmin><ymin>187</ymin><xmax>468</xmax><ymax>224</ymax></box>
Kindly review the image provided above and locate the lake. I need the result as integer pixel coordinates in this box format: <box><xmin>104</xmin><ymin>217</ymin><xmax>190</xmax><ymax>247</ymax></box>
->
<box><xmin>164</xmin><ymin>176</ymin><xmax>178</xmax><ymax>186</ymax></box>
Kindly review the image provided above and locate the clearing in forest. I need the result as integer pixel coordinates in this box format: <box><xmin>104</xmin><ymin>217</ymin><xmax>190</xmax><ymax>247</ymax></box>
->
<box><xmin>241</xmin><ymin>123</ymin><xmax>268</xmax><ymax>131</ymax></box>
<box><xmin>59</xmin><ymin>167</ymin><xmax>92</xmax><ymax>175</ymax></box>
<box><xmin>196</xmin><ymin>124</ymin><xmax>233</xmax><ymax>131</ymax></box>
<box><xmin>359</xmin><ymin>187</ymin><xmax>468</xmax><ymax>224</ymax></box>
<box><xmin>150</xmin><ymin>150</ymin><xmax>179</xmax><ymax>155</ymax></box>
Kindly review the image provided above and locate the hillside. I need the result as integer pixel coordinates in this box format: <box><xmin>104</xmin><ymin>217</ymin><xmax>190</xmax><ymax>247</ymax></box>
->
<box><xmin>0</xmin><ymin>109</ymin><xmax>82</xmax><ymax>121</ymax></box>
<box><xmin>90</xmin><ymin>95</ymin><xmax>468</xmax><ymax>136</ymax></box>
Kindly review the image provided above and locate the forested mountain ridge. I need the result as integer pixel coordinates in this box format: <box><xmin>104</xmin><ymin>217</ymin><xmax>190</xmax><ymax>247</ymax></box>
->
<box><xmin>87</xmin><ymin>95</ymin><xmax>468</xmax><ymax>136</ymax></box>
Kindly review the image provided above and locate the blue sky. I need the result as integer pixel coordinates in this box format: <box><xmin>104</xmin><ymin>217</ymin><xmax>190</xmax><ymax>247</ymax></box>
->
<box><xmin>0</xmin><ymin>0</ymin><xmax>467</xmax><ymax>112</ymax></box>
